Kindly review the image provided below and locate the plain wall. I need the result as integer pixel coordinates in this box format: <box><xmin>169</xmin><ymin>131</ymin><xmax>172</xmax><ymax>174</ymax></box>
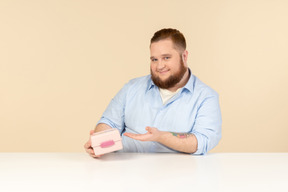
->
<box><xmin>1</xmin><ymin>0</ymin><xmax>288</xmax><ymax>152</ymax></box>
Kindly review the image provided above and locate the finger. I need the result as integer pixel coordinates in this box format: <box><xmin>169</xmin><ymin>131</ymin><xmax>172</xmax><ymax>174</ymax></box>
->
<box><xmin>84</xmin><ymin>142</ymin><xmax>96</xmax><ymax>157</ymax></box>
<box><xmin>88</xmin><ymin>148</ymin><xmax>98</xmax><ymax>158</ymax></box>
<box><xmin>90</xmin><ymin>130</ymin><xmax>95</xmax><ymax>135</ymax></box>
<box><xmin>126</xmin><ymin>134</ymin><xmax>147</xmax><ymax>141</ymax></box>
<box><xmin>84</xmin><ymin>130</ymin><xmax>94</xmax><ymax>151</ymax></box>
<box><xmin>94</xmin><ymin>154</ymin><xmax>103</xmax><ymax>158</ymax></box>
<box><xmin>92</xmin><ymin>155</ymin><xmax>102</xmax><ymax>158</ymax></box>
<box><xmin>146</xmin><ymin>126</ymin><xmax>151</xmax><ymax>132</ymax></box>
<box><xmin>90</xmin><ymin>152</ymin><xmax>98</xmax><ymax>158</ymax></box>
<box><xmin>124</xmin><ymin>132</ymin><xmax>141</xmax><ymax>139</ymax></box>
<box><xmin>84</xmin><ymin>145</ymin><xmax>93</xmax><ymax>154</ymax></box>
<box><xmin>88</xmin><ymin>148</ymin><xmax>95</xmax><ymax>156</ymax></box>
<box><xmin>123</xmin><ymin>132</ymin><xmax>136</xmax><ymax>137</ymax></box>
<box><xmin>88</xmin><ymin>149</ymin><xmax>103</xmax><ymax>158</ymax></box>
<box><xmin>84</xmin><ymin>141</ymin><xmax>91</xmax><ymax>149</ymax></box>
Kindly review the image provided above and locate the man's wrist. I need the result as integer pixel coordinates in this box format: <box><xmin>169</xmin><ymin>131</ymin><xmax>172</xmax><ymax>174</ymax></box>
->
<box><xmin>156</xmin><ymin>131</ymin><xmax>169</xmax><ymax>143</ymax></box>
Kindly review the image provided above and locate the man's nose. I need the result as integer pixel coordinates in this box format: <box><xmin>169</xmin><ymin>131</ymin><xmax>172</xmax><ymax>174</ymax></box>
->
<box><xmin>156</xmin><ymin>60</ymin><xmax>165</xmax><ymax>70</ymax></box>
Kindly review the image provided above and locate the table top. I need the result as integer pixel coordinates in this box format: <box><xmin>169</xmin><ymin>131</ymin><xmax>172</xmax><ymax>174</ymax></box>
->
<box><xmin>0</xmin><ymin>153</ymin><xmax>287</xmax><ymax>192</ymax></box>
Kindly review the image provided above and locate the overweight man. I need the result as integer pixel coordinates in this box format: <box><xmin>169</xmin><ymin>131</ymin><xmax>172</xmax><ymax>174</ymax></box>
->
<box><xmin>84</xmin><ymin>28</ymin><xmax>222</xmax><ymax>157</ymax></box>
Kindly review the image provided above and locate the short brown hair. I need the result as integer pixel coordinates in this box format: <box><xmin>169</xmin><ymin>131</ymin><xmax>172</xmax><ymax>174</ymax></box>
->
<box><xmin>150</xmin><ymin>28</ymin><xmax>186</xmax><ymax>52</ymax></box>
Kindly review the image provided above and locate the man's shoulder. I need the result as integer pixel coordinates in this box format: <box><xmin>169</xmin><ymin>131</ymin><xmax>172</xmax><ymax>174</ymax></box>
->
<box><xmin>193</xmin><ymin>75</ymin><xmax>219</xmax><ymax>98</ymax></box>
<box><xmin>121</xmin><ymin>75</ymin><xmax>151</xmax><ymax>94</ymax></box>
<box><xmin>127</xmin><ymin>75</ymin><xmax>151</xmax><ymax>86</ymax></box>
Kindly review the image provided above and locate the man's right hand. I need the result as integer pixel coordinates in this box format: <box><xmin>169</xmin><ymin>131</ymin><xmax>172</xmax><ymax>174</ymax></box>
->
<box><xmin>84</xmin><ymin>130</ymin><xmax>103</xmax><ymax>158</ymax></box>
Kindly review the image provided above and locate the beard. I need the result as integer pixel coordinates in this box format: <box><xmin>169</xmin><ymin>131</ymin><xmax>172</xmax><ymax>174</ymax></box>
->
<box><xmin>151</xmin><ymin>58</ymin><xmax>187</xmax><ymax>89</ymax></box>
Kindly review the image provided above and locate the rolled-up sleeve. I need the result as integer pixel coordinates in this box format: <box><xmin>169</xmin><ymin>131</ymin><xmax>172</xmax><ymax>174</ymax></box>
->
<box><xmin>97</xmin><ymin>83</ymin><xmax>129</xmax><ymax>133</ymax></box>
<box><xmin>192</xmin><ymin>93</ymin><xmax>222</xmax><ymax>155</ymax></box>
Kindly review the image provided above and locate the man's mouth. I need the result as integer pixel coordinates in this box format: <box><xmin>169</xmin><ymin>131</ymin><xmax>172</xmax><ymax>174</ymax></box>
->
<box><xmin>158</xmin><ymin>69</ymin><xmax>169</xmax><ymax>75</ymax></box>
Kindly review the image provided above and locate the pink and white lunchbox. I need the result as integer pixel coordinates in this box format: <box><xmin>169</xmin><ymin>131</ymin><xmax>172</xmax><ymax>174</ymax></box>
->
<box><xmin>90</xmin><ymin>128</ymin><xmax>123</xmax><ymax>155</ymax></box>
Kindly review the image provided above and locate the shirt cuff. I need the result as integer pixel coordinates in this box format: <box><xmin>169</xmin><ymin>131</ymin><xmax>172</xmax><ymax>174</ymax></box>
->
<box><xmin>192</xmin><ymin>132</ymin><xmax>207</xmax><ymax>155</ymax></box>
<box><xmin>97</xmin><ymin>118</ymin><xmax>116</xmax><ymax>129</ymax></box>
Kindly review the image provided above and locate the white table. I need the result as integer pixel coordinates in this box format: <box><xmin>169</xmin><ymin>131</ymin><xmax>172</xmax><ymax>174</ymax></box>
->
<box><xmin>0</xmin><ymin>153</ymin><xmax>287</xmax><ymax>192</ymax></box>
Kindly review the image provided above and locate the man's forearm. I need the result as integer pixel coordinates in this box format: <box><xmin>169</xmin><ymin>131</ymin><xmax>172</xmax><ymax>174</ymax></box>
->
<box><xmin>94</xmin><ymin>123</ymin><xmax>112</xmax><ymax>132</ymax></box>
<box><xmin>157</xmin><ymin>132</ymin><xmax>198</xmax><ymax>154</ymax></box>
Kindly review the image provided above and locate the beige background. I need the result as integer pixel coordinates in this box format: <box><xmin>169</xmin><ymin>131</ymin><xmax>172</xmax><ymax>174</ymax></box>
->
<box><xmin>1</xmin><ymin>0</ymin><xmax>287</xmax><ymax>152</ymax></box>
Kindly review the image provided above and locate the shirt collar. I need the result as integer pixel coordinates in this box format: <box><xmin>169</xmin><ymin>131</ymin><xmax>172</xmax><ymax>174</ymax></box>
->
<box><xmin>182</xmin><ymin>68</ymin><xmax>194</xmax><ymax>93</ymax></box>
<box><xmin>147</xmin><ymin>68</ymin><xmax>194</xmax><ymax>93</ymax></box>
<box><xmin>147</xmin><ymin>76</ymin><xmax>155</xmax><ymax>91</ymax></box>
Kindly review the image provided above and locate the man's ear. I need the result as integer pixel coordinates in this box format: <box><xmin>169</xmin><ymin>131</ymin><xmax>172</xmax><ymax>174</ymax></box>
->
<box><xmin>182</xmin><ymin>50</ymin><xmax>188</xmax><ymax>65</ymax></box>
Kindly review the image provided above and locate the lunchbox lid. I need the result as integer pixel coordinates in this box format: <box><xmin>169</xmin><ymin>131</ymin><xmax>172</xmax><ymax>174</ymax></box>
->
<box><xmin>91</xmin><ymin>128</ymin><xmax>122</xmax><ymax>147</ymax></box>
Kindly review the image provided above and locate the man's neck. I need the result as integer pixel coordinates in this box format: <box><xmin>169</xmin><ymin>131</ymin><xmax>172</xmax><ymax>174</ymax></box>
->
<box><xmin>167</xmin><ymin>69</ymin><xmax>190</xmax><ymax>92</ymax></box>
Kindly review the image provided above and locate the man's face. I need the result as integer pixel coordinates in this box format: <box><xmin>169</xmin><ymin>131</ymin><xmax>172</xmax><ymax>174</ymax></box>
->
<box><xmin>150</xmin><ymin>39</ymin><xmax>188</xmax><ymax>89</ymax></box>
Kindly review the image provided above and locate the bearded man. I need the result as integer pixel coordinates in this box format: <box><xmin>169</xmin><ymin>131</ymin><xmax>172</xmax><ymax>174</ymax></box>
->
<box><xmin>84</xmin><ymin>28</ymin><xmax>222</xmax><ymax>157</ymax></box>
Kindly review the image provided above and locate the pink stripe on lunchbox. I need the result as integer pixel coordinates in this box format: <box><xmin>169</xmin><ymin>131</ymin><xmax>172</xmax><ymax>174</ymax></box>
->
<box><xmin>100</xmin><ymin>140</ymin><xmax>115</xmax><ymax>148</ymax></box>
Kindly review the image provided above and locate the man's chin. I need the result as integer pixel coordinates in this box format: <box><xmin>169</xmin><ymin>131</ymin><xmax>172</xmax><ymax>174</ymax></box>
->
<box><xmin>154</xmin><ymin>73</ymin><xmax>170</xmax><ymax>80</ymax></box>
<box><xmin>152</xmin><ymin>79</ymin><xmax>171</xmax><ymax>89</ymax></box>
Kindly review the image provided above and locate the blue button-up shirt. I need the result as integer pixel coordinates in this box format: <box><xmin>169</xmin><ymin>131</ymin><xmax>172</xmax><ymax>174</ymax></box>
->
<box><xmin>97</xmin><ymin>71</ymin><xmax>222</xmax><ymax>155</ymax></box>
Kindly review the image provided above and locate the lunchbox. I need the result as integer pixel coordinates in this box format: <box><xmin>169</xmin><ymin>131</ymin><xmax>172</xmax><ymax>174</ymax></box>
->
<box><xmin>90</xmin><ymin>128</ymin><xmax>123</xmax><ymax>155</ymax></box>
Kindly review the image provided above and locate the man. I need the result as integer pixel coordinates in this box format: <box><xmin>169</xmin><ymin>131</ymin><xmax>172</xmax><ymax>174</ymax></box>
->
<box><xmin>84</xmin><ymin>28</ymin><xmax>222</xmax><ymax>157</ymax></box>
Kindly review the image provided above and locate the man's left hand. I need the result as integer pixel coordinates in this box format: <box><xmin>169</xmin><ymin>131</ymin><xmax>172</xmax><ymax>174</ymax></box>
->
<box><xmin>123</xmin><ymin>126</ymin><xmax>164</xmax><ymax>142</ymax></box>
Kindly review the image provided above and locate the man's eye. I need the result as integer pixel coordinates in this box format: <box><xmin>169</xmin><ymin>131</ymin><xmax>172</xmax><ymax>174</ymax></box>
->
<box><xmin>151</xmin><ymin>59</ymin><xmax>158</xmax><ymax>62</ymax></box>
<box><xmin>164</xmin><ymin>57</ymin><xmax>170</xmax><ymax>60</ymax></box>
